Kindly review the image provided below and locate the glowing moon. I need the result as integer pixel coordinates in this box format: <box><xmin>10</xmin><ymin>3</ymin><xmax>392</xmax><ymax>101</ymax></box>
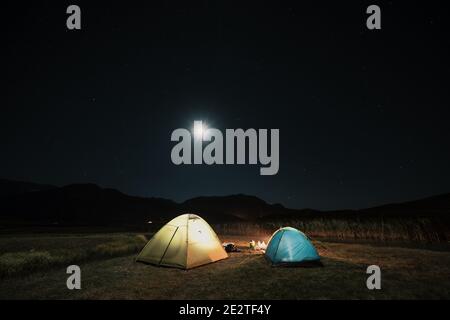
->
<box><xmin>193</xmin><ymin>121</ymin><xmax>207</xmax><ymax>140</ymax></box>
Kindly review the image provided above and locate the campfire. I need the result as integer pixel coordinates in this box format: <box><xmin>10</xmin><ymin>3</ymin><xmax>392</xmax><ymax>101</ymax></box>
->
<box><xmin>222</xmin><ymin>240</ymin><xmax>267</xmax><ymax>253</ymax></box>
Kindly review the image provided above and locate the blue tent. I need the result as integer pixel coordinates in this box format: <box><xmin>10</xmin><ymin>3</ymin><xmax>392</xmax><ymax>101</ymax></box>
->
<box><xmin>265</xmin><ymin>227</ymin><xmax>321</xmax><ymax>266</ymax></box>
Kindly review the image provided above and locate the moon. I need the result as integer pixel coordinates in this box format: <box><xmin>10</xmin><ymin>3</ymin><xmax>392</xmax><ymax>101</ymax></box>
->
<box><xmin>193</xmin><ymin>121</ymin><xmax>207</xmax><ymax>140</ymax></box>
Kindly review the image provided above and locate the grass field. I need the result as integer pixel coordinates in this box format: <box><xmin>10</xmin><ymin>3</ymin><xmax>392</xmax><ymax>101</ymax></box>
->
<box><xmin>0</xmin><ymin>233</ymin><xmax>449</xmax><ymax>299</ymax></box>
<box><xmin>0</xmin><ymin>233</ymin><xmax>147</xmax><ymax>278</ymax></box>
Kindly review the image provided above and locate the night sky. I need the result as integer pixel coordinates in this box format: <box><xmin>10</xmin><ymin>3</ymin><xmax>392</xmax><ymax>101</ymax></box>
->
<box><xmin>2</xmin><ymin>1</ymin><xmax>450</xmax><ymax>210</ymax></box>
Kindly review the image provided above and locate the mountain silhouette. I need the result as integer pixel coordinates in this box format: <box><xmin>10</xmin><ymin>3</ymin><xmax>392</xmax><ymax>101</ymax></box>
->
<box><xmin>0</xmin><ymin>179</ymin><xmax>449</xmax><ymax>227</ymax></box>
<box><xmin>0</xmin><ymin>182</ymin><xmax>180</xmax><ymax>226</ymax></box>
<box><xmin>0</xmin><ymin>179</ymin><xmax>56</xmax><ymax>198</ymax></box>
<box><xmin>182</xmin><ymin>194</ymin><xmax>285</xmax><ymax>220</ymax></box>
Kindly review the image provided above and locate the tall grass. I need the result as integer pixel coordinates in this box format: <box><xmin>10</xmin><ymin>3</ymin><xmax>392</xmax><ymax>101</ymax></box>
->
<box><xmin>0</xmin><ymin>234</ymin><xmax>147</xmax><ymax>278</ymax></box>
<box><xmin>215</xmin><ymin>217</ymin><xmax>449</xmax><ymax>243</ymax></box>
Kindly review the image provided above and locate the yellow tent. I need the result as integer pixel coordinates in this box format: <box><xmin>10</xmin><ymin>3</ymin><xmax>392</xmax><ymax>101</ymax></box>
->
<box><xmin>136</xmin><ymin>213</ymin><xmax>228</xmax><ymax>269</ymax></box>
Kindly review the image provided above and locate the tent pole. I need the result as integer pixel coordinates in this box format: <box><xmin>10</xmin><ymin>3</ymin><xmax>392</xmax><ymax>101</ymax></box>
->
<box><xmin>272</xmin><ymin>230</ymin><xmax>285</xmax><ymax>265</ymax></box>
<box><xmin>185</xmin><ymin>214</ymin><xmax>189</xmax><ymax>268</ymax></box>
<box><xmin>159</xmin><ymin>226</ymin><xmax>179</xmax><ymax>266</ymax></box>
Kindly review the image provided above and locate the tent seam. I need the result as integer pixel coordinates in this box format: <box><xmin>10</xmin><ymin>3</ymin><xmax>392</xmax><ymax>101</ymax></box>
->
<box><xmin>272</xmin><ymin>229</ymin><xmax>285</xmax><ymax>265</ymax></box>
<box><xmin>158</xmin><ymin>226</ymin><xmax>179</xmax><ymax>266</ymax></box>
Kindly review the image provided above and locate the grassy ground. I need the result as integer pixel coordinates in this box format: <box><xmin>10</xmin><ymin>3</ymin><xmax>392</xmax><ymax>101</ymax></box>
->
<box><xmin>0</xmin><ymin>233</ymin><xmax>449</xmax><ymax>299</ymax></box>
<box><xmin>0</xmin><ymin>233</ymin><xmax>147</xmax><ymax>278</ymax></box>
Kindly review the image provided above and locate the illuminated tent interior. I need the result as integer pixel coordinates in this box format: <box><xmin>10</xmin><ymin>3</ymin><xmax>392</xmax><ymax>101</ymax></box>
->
<box><xmin>136</xmin><ymin>213</ymin><xmax>228</xmax><ymax>269</ymax></box>
<box><xmin>265</xmin><ymin>227</ymin><xmax>321</xmax><ymax>267</ymax></box>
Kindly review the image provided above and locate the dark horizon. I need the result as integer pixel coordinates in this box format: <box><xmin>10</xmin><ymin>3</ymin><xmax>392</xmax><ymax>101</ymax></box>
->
<box><xmin>3</xmin><ymin>2</ymin><xmax>450</xmax><ymax>210</ymax></box>
<box><xmin>2</xmin><ymin>177</ymin><xmax>449</xmax><ymax>212</ymax></box>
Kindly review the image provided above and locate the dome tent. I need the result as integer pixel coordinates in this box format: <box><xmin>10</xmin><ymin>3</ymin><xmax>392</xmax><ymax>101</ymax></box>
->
<box><xmin>136</xmin><ymin>213</ymin><xmax>228</xmax><ymax>269</ymax></box>
<box><xmin>265</xmin><ymin>227</ymin><xmax>321</xmax><ymax>266</ymax></box>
